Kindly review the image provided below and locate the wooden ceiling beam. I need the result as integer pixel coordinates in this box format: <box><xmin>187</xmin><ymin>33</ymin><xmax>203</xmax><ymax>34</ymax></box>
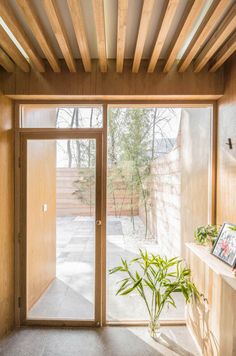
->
<box><xmin>66</xmin><ymin>0</ymin><xmax>91</xmax><ymax>72</ymax></box>
<box><xmin>132</xmin><ymin>0</ymin><xmax>155</xmax><ymax>73</ymax></box>
<box><xmin>0</xmin><ymin>0</ymin><xmax>44</xmax><ymax>72</ymax></box>
<box><xmin>163</xmin><ymin>0</ymin><xmax>206</xmax><ymax>73</ymax></box>
<box><xmin>210</xmin><ymin>31</ymin><xmax>236</xmax><ymax>72</ymax></box>
<box><xmin>194</xmin><ymin>3</ymin><xmax>236</xmax><ymax>72</ymax></box>
<box><xmin>0</xmin><ymin>48</ymin><xmax>15</xmax><ymax>72</ymax></box>
<box><xmin>43</xmin><ymin>0</ymin><xmax>76</xmax><ymax>72</ymax></box>
<box><xmin>148</xmin><ymin>0</ymin><xmax>180</xmax><ymax>73</ymax></box>
<box><xmin>178</xmin><ymin>0</ymin><xmax>231</xmax><ymax>72</ymax></box>
<box><xmin>92</xmin><ymin>0</ymin><xmax>107</xmax><ymax>72</ymax></box>
<box><xmin>16</xmin><ymin>0</ymin><xmax>60</xmax><ymax>72</ymax></box>
<box><xmin>116</xmin><ymin>0</ymin><xmax>128</xmax><ymax>73</ymax></box>
<box><xmin>0</xmin><ymin>26</ymin><xmax>29</xmax><ymax>72</ymax></box>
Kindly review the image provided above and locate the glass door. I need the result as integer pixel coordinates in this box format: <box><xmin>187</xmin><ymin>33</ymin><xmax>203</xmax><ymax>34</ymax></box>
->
<box><xmin>20</xmin><ymin>133</ymin><xmax>102</xmax><ymax>326</ymax></box>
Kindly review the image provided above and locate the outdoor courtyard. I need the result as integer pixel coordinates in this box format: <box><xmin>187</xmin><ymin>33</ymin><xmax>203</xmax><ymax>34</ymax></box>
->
<box><xmin>28</xmin><ymin>216</ymin><xmax>185</xmax><ymax>321</ymax></box>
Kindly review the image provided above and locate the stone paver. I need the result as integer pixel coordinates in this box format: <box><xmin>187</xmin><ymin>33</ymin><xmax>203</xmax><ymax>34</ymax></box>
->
<box><xmin>29</xmin><ymin>216</ymin><xmax>185</xmax><ymax>321</ymax></box>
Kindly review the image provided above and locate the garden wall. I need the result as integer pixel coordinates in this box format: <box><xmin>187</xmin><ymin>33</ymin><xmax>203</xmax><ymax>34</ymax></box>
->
<box><xmin>140</xmin><ymin>107</ymin><xmax>211</xmax><ymax>258</ymax></box>
<box><xmin>56</xmin><ymin>168</ymin><xmax>139</xmax><ymax>216</ymax></box>
<box><xmin>139</xmin><ymin>134</ymin><xmax>181</xmax><ymax>257</ymax></box>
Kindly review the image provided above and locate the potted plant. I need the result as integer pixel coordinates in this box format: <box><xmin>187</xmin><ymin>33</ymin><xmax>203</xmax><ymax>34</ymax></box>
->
<box><xmin>109</xmin><ymin>250</ymin><xmax>199</xmax><ymax>339</ymax></box>
<box><xmin>194</xmin><ymin>224</ymin><xmax>220</xmax><ymax>248</ymax></box>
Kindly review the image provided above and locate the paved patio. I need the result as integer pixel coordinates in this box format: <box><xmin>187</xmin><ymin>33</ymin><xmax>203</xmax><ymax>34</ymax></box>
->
<box><xmin>28</xmin><ymin>216</ymin><xmax>185</xmax><ymax>321</ymax></box>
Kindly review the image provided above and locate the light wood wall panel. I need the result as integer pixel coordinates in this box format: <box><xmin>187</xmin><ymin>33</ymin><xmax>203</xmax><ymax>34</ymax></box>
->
<box><xmin>186</xmin><ymin>243</ymin><xmax>236</xmax><ymax>356</ymax></box>
<box><xmin>26</xmin><ymin>111</ymin><xmax>57</xmax><ymax>311</ymax></box>
<box><xmin>0</xmin><ymin>60</ymin><xmax>224</xmax><ymax>99</ymax></box>
<box><xmin>217</xmin><ymin>53</ymin><xmax>236</xmax><ymax>224</ymax></box>
<box><xmin>0</xmin><ymin>95</ymin><xmax>14</xmax><ymax>339</ymax></box>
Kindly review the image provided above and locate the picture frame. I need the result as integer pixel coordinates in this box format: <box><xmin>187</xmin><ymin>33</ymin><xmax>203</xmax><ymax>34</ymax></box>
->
<box><xmin>212</xmin><ymin>222</ymin><xmax>236</xmax><ymax>268</ymax></box>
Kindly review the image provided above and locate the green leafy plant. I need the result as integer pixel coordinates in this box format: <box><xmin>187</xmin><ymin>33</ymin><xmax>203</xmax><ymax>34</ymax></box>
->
<box><xmin>109</xmin><ymin>250</ymin><xmax>199</xmax><ymax>338</ymax></box>
<box><xmin>194</xmin><ymin>224</ymin><xmax>220</xmax><ymax>246</ymax></box>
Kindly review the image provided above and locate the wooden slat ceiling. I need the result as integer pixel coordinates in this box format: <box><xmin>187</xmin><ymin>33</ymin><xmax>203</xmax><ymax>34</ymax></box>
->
<box><xmin>0</xmin><ymin>0</ymin><xmax>235</xmax><ymax>73</ymax></box>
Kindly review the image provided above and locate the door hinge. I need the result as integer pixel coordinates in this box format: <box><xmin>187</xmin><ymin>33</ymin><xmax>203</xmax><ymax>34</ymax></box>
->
<box><xmin>18</xmin><ymin>157</ymin><xmax>21</xmax><ymax>168</ymax></box>
<box><xmin>18</xmin><ymin>297</ymin><xmax>21</xmax><ymax>308</ymax></box>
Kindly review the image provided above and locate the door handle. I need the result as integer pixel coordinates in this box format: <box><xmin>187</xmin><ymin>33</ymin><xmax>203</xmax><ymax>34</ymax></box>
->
<box><xmin>96</xmin><ymin>220</ymin><xmax>102</xmax><ymax>226</ymax></box>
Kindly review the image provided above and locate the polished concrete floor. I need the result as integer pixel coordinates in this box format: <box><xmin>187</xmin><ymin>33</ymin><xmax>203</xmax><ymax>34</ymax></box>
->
<box><xmin>28</xmin><ymin>216</ymin><xmax>185</xmax><ymax>321</ymax></box>
<box><xmin>0</xmin><ymin>326</ymin><xmax>200</xmax><ymax>356</ymax></box>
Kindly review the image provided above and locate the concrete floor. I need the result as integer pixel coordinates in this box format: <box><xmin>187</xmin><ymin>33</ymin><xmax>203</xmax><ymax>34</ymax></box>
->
<box><xmin>28</xmin><ymin>216</ymin><xmax>185</xmax><ymax>321</ymax></box>
<box><xmin>0</xmin><ymin>327</ymin><xmax>200</xmax><ymax>356</ymax></box>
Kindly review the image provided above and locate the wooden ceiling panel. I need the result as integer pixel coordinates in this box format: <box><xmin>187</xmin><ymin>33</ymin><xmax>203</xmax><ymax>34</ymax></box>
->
<box><xmin>132</xmin><ymin>0</ymin><xmax>155</xmax><ymax>73</ymax></box>
<box><xmin>43</xmin><ymin>0</ymin><xmax>76</xmax><ymax>72</ymax></box>
<box><xmin>163</xmin><ymin>0</ymin><xmax>206</xmax><ymax>73</ymax></box>
<box><xmin>16</xmin><ymin>0</ymin><xmax>61</xmax><ymax>72</ymax></box>
<box><xmin>66</xmin><ymin>0</ymin><xmax>91</xmax><ymax>72</ymax></box>
<box><xmin>0</xmin><ymin>48</ymin><xmax>15</xmax><ymax>72</ymax></box>
<box><xmin>116</xmin><ymin>0</ymin><xmax>128</xmax><ymax>73</ymax></box>
<box><xmin>178</xmin><ymin>0</ymin><xmax>232</xmax><ymax>72</ymax></box>
<box><xmin>0</xmin><ymin>0</ymin><xmax>45</xmax><ymax>72</ymax></box>
<box><xmin>210</xmin><ymin>31</ymin><xmax>236</xmax><ymax>72</ymax></box>
<box><xmin>0</xmin><ymin>0</ymin><xmax>234</xmax><ymax>74</ymax></box>
<box><xmin>92</xmin><ymin>0</ymin><xmax>107</xmax><ymax>72</ymax></box>
<box><xmin>194</xmin><ymin>3</ymin><xmax>236</xmax><ymax>72</ymax></box>
<box><xmin>0</xmin><ymin>25</ymin><xmax>30</xmax><ymax>72</ymax></box>
<box><xmin>148</xmin><ymin>0</ymin><xmax>181</xmax><ymax>73</ymax></box>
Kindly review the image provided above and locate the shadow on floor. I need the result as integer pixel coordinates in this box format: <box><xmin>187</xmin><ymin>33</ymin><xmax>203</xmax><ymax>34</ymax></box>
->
<box><xmin>0</xmin><ymin>327</ymin><xmax>166</xmax><ymax>356</ymax></box>
<box><xmin>154</xmin><ymin>333</ymin><xmax>196</xmax><ymax>356</ymax></box>
<box><xmin>28</xmin><ymin>278</ymin><xmax>94</xmax><ymax>320</ymax></box>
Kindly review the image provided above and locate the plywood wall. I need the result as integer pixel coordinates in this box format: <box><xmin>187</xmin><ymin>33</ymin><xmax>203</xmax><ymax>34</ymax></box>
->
<box><xmin>0</xmin><ymin>95</ymin><xmax>14</xmax><ymax>338</ymax></box>
<box><xmin>27</xmin><ymin>139</ymin><xmax>57</xmax><ymax>311</ymax></box>
<box><xmin>0</xmin><ymin>60</ymin><xmax>224</xmax><ymax>99</ymax></box>
<box><xmin>217</xmin><ymin>53</ymin><xmax>236</xmax><ymax>224</ymax></box>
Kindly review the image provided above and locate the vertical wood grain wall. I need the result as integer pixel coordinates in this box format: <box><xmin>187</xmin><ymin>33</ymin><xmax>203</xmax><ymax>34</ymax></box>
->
<box><xmin>217</xmin><ymin>53</ymin><xmax>236</xmax><ymax>224</ymax></box>
<box><xmin>27</xmin><ymin>140</ymin><xmax>57</xmax><ymax>311</ymax></box>
<box><xmin>0</xmin><ymin>95</ymin><xmax>14</xmax><ymax>338</ymax></box>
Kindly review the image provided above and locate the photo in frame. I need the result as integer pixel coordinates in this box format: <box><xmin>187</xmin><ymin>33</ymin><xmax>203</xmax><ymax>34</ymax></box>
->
<box><xmin>212</xmin><ymin>222</ymin><xmax>236</xmax><ymax>268</ymax></box>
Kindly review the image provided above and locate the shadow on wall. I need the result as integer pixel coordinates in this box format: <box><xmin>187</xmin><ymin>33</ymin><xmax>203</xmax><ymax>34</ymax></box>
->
<box><xmin>187</xmin><ymin>295</ymin><xmax>219</xmax><ymax>355</ymax></box>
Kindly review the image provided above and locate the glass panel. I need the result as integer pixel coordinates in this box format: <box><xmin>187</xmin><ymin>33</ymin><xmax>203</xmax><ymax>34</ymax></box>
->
<box><xmin>107</xmin><ymin>106</ymin><xmax>212</xmax><ymax>321</ymax></box>
<box><xmin>26</xmin><ymin>139</ymin><xmax>96</xmax><ymax>320</ymax></box>
<box><xmin>21</xmin><ymin>105</ymin><xmax>103</xmax><ymax>128</ymax></box>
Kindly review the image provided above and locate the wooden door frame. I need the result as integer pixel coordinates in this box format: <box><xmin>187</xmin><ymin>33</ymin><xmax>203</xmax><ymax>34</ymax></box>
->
<box><xmin>14</xmin><ymin>100</ymin><xmax>217</xmax><ymax>328</ymax></box>
<box><xmin>18</xmin><ymin>130</ymin><xmax>104</xmax><ymax>327</ymax></box>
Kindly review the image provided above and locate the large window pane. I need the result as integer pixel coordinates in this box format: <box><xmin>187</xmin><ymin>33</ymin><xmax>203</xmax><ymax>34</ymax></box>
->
<box><xmin>107</xmin><ymin>106</ymin><xmax>212</xmax><ymax>321</ymax></box>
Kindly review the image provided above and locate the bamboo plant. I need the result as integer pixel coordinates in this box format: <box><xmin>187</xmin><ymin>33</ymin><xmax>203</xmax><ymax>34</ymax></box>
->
<box><xmin>109</xmin><ymin>250</ymin><xmax>199</xmax><ymax>338</ymax></box>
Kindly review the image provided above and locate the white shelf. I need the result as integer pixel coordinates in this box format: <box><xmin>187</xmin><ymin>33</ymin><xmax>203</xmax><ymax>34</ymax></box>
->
<box><xmin>186</xmin><ymin>242</ymin><xmax>236</xmax><ymax>290</ymax></box>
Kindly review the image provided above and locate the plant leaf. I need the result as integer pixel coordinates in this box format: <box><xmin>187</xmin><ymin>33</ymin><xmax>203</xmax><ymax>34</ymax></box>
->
<box><xmin>120</xmin><ymin>278</ymin><xmax>142</xmax><ymax>295</ymax></box>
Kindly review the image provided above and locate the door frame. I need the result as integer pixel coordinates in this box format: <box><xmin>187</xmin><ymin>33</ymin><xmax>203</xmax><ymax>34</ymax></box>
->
<box><xmin>18</xmin><ymin>129</ymin><xmax>105</xmax><ymax>327</ymax></box>
<box><xmin>14</xmin><ymin>101</ymin><xmax>216</xmax><ymax>328</ymax></box>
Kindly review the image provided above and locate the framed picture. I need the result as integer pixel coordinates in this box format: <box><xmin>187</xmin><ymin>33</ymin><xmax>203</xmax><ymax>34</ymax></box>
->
<box><xmin>212</xmin><ymin>222</ymin><xmax>236</xmax><ymax>268</ymax></box>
